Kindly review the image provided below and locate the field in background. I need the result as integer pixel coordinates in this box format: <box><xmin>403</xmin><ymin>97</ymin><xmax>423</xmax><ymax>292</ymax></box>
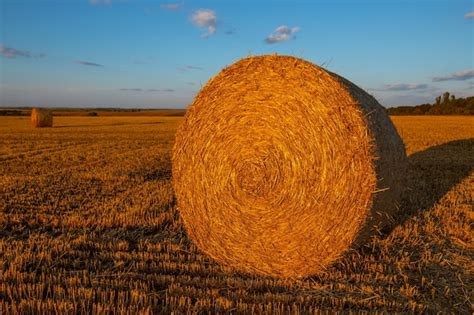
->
<box><xmin>0</xmin><ymin>108</ymin><xmax>186</xmax><ymax>117</ymax></box>
<box><xmin>0</xmin><ymin>116</ymin><xmax>472</xmax><ymax>313</ymax></box>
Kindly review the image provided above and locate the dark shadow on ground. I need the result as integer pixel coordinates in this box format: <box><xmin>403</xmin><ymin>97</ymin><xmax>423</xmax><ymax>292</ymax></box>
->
<box><xmin>384</xmin><ymin>138</ymin><xmax>474</xmax><ymax>234</ymax></box>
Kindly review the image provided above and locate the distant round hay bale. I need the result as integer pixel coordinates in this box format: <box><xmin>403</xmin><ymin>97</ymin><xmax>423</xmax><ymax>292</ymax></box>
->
<box><xmin>31</xmin><ymin>108</ymin><xmax>53</xmax><ymax>128</ymax></box>
<box><xmin>172</xmin><ymin>55</ymin><xmax>407</xmax><ymax>278</ymax></box>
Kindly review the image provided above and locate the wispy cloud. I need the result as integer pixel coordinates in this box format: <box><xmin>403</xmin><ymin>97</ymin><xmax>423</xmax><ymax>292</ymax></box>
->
<box><xmin>89</xmin><ymin>0</ymin><xmax>112</xmax><ymax>5</ymax></box>
<box><xmin>75</xmin><ymin>60</ymin><xmax>104</xmax><ymax>67</ymax></box>
<box><xmin>432</xmin><ymin>69</ymin><xmax>474</xmax><ymax>82</ymax></box>
<box><xmin>119</xmin><ymin>88</ymin><xmax>174</xmax><ymax>92</ymax></box>
<box><xmin>160</xmin><ymin>3</ymin><xmax>182</xmax><ymax>11</ymax></box>
<box><xmin>191</xmin><ymin>9</ymin><xmax>217</xmax><ymax>38</ymax></box>
<box><xmin>265</xmin><ymin>25</ymin><xmax>300</xmax><ymax>44</ymax></box>
<box><xmin>120</xmin><ymin>88</ymin><xmax>143</xmax><ymax>92</ymax></box>
<box><xmin>377</xmin><ymin>83</ymin><xmax>429</xmax><ymax>91</ymax></box>
<box><xmin>177</xmin><ymin>65</ymin><xmax>203</xmax><ymax>72</ymax></box>
<box><xmin>465</xmin><ymin>12</ymin><xmax>474</xmax><ymax>19</ymax></box>
<box><xmin>378</xmin><ymin>94</ymin><xmax>437</xmax><ymax>106</ymax></box>
<box><xmin>225</xmin><ymin>28</ymin><xmax>236</xmax><ymax>35</ymax></box>
<box><xmin>185</xmin><ymin>65</ymin><xmax>202</xmax><ymax>70</ymax></box>
<box><xmin>0</xmin><ymin>44</ymin><xmax>45</xmax><ymax>59</ymax></box>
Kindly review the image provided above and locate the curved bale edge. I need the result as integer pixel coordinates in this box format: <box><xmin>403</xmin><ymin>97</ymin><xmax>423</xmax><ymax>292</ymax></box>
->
<box><xmin>172</xmin><ymin>54</ymin><xmax>407</xmax><ymax>278</ymax></box>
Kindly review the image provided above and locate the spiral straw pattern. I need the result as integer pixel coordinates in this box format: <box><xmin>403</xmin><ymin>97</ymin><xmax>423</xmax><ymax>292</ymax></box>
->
<box><xmin>172</xmin><ymin>55</ymin><xmax>406</xmax><ymax>278</ymax></box>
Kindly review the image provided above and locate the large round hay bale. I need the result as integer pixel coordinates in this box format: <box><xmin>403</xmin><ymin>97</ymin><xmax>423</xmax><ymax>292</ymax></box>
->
<box><xmin>31</xmin><ymin>108</ymin><xmax>53</xmax><ymax>128</ymax></box>
<box><xmin>172</xmin><ymin>55</ymin><xmax>407</xmax><ymax>278</ymax></box>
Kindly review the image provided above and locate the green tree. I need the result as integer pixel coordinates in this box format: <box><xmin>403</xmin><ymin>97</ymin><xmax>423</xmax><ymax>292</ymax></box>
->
<box><xmin>442</xmin><ymin>92</ymin><xmax>450</xmax><ymax>105</ymax></box>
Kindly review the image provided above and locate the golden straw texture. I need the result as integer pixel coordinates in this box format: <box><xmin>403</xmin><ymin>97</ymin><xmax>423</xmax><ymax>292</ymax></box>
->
<box><xmin>172</xmin><ymin>55</ymin><xmax>407</xmax><ymax>278</ymax></box>
<box><xmin>31</xmin><ymin>108</ymin><xmax>53</xmax><ymax>128</ymax></box>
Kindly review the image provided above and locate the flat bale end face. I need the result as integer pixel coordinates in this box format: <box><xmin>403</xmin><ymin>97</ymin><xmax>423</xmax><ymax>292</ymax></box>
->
<box><xmin>172</xmin><ymin>55</ymin><xmax>406</xmax><ymax>278</ymax></box>
<box><xmin>31</xmin><ymin>108</ymin><xmax>53</xmax><ymax>128</ymax></box>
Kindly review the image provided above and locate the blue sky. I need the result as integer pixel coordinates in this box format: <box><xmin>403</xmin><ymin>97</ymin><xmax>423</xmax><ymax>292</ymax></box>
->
<box><xmin>1</xmin><ymin>0</ymin><xmax>473</xmax><ymax>108</ymax></box>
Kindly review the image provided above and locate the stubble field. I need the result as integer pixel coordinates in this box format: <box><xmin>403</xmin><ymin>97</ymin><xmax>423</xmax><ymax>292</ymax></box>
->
<box><xmin>0</xmin><ymin>115</ymin><xmax>473</xmax><ymax>313</ymax></box>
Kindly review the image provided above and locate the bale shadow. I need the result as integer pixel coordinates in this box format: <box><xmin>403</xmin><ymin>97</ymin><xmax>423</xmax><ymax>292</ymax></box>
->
<box><xmin>384</xmin><ymin>138</ymin><xmax>474</xmax><ymax>234</ymax></box>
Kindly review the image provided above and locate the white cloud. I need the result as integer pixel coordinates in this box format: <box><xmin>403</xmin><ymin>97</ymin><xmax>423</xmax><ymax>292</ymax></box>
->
<box><xmin>265</xmin><ymin>25</ymin><xmax>300</xmax><ymax>44</ymax></box>
<box><xmin>191</xmin><ymin>9</ymin><xmax>217</xmax><ymax>38</ymax></box>
<box><xmin>465</xmin><ymin>12</ymin><xmax>474</xmax><ymax>19</ymax></box>
<box><xmin>432</xmin><ymin>69</ymin><xmax>474</xmax><ymax>82</ymax></box>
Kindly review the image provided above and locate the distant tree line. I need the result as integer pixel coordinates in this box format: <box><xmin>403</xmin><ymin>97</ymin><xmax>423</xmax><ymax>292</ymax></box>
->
<box><xmin>0</xmin><ymin>109</ymin><xmax>29</xmax><ymax>116</ymax></box>
<box><xmin>387</xmin><ymin>93</ymin><xmax>474</xmax><ymax>115</ymax></box>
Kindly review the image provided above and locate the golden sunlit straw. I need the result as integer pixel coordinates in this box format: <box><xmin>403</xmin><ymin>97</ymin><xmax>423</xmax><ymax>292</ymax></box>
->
<box><xmin>172</xmin><ymin>54</ymin><xmax>407</xmax><ymax>278</ymax></box>
<box><xmin>31</xmin><ymin>108</ymin><xmax>53</xmax><ymax>128</ymax></box>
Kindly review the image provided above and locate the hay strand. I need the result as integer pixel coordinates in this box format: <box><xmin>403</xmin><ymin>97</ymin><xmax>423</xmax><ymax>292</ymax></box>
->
<box><xmin>172</xmin><ymin>55</ymin><xmax>407</xmax><ymax>278</ymax></box>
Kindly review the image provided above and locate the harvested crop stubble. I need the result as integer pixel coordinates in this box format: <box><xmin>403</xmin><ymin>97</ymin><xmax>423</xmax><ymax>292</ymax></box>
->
<box><xmin>172</xmin><ymin>55</ymin><xmax>407</xmax><ymax>278</ymax></box>
<box><xmin>31</xmin><ymin>108</ymin><xmax>53</xmax><ymax>128</ymax></box>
